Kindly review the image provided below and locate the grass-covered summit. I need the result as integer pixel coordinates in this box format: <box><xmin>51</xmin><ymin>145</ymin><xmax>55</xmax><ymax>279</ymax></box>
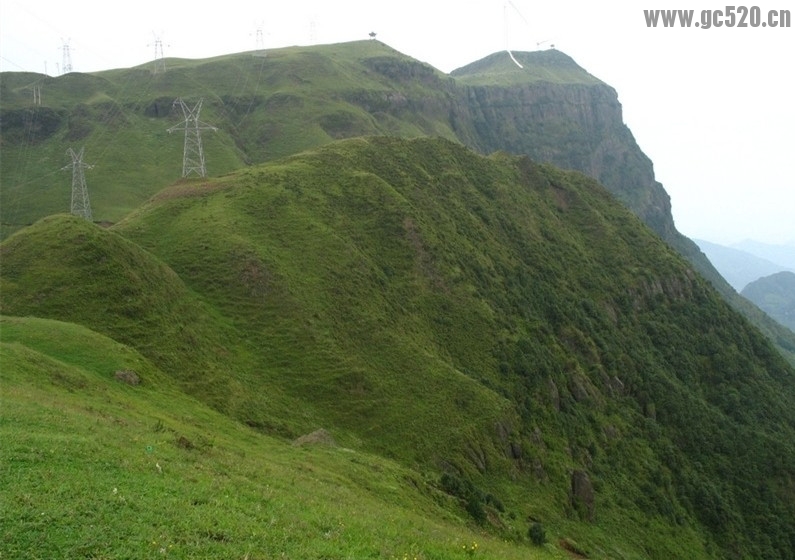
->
<box><xmin>3</xmin><ymin>136</ymin><xmax>795</xmax><ymax>558</ymax></box>
<box><xmin>451</xmin><ymin>49</ymin><xmax>603</xmax><ymax>86</ymax></box>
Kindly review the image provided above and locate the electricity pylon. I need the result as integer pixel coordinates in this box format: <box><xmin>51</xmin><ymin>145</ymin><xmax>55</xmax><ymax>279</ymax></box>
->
<box><xmin>254</xmin><ymin>22</ymin><xmax>265</xmax><ymax>50</ymax></box>
<box><xmin>63</xmin><ymin>147</ymin><xmax>92</xmax><ymax>221</ymax></box>
<box><xmin>167</xmin><ymin>98</ymin><xmax>217</xmax><ymax>178</ymax></box>
<box><xmin>149</xmin><ymin>33</ymin><xmax>166</xmax><ymax>74</ymax></box>
<box><xmin>61</xmin><ymin>39</ymin><xmax>73</xmax><ymax>74</ymax></box>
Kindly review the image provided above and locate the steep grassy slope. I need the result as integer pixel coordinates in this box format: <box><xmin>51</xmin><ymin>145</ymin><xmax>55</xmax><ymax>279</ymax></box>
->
<box><xmin>4</xmin><ymin>137</ymin><xmax>795</xmax><ymax>558</ymax></box>
<box><xmin>0</xmin><ymin>214</ymin><xmax>308</xmax><ymax>426</ymax></box>
<box><xmin>1</xmin><ymin>315</ymin><xmax>560</xmax><ymax>559</ymax></box>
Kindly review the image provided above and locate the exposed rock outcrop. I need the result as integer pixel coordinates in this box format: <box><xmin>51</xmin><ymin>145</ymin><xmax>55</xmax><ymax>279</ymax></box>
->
<box><xmin>570</xmin><ymin>469</ymin><xmax>595</xmax><ymax>521</ymax></box>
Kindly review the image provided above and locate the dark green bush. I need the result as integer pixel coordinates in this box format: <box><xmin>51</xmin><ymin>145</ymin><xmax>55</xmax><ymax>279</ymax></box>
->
<box><xmin>465</xmin><ymin>496</ymin><xmax>487</xmax><ymax>524</ymax></box>
<box><xmin>529</xmin><ymin>522</ymin><xmax>546</xmax><ymax>545</ymax></box>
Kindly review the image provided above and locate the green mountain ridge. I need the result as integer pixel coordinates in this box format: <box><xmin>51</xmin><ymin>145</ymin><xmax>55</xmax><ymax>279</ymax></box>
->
<box><xmin>3</xmin><ymin>136</ymin><xmax>795</xmax><ymax>558</ymax></box>
<box><xmin>5</xmin><ymin>39</ymin><xmax>793</xmax><ymax>366</ymax></box>
<box><xmin>0</xmin><ymin>42</ymin><xmax>685</xmax><ymax>242</ymax></box>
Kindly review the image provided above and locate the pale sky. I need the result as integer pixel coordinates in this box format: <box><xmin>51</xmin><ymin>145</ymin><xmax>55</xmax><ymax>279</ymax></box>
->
<box><xmin>1</xmin><ymin>0</ymin><xmax>793</xmax><ymax>245</ymax></box>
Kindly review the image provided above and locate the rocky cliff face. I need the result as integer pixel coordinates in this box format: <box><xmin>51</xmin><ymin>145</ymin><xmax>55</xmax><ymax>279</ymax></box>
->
<box><xmin>457</xmin><ymin>79</ymin><xmax>677</xmax><ymax>238</ymax></box>
<box><xmin>353</xmin><ymin>48</ymin><xmax>694</xmax><ymax>255</ymax></box>
<box><xmin>449</xmin><ymin>51</ymin><xmax>683</xmax><ymax>239</ymax></box>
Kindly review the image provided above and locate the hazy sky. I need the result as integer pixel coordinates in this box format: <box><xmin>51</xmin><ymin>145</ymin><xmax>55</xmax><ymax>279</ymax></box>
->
<box><xmin>1</xmin><ymin>0</ymin><xmax>793</xmax><ymax>245</ymax></box>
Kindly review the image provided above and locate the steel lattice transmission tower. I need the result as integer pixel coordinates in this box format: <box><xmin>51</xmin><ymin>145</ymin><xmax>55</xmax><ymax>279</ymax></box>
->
<box><xmin>150</xmin><ymin>33</ymin><xmax>166</xmax><ymax>74</ymax></box>
<box><xmin>61</xmin><ymin>39</ymin><xmax>73</xmax><ymax>74</ymax></box>
<box><xmin>255</xmin><ymin>24</ymin><xmax>265</xmax><ymax>50</ymax></box>
<box><xmin>167</xmin><ymin>98</ymin><xmax>217</xmax><ymax>178</ymax></box>
<box><xmin>63</xmin><ymin>147</ymin><xmax>93</xmax><ymax>221</ymax></box>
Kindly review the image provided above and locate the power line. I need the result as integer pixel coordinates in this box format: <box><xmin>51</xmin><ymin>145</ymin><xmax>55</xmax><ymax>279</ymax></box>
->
<box><xmin>504</xmin><ymin>1</ymin><xmax>529</xmax><ymax>69</ymax></box>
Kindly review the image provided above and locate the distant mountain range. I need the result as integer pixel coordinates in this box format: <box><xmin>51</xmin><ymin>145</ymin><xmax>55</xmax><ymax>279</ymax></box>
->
<box><xmin>734</xmin><ymin>239</ymin><xmax>795</xmax><ymax>270</ymax></box>
<box><xmin>742</xmin><ymin>271</ymin><xmax>795</xmax><ymax>332</ymax></box>
<box><xmin>694</xmin><ymin>239</ymin><xmax>795</xmax><ymax>291</ymax></box>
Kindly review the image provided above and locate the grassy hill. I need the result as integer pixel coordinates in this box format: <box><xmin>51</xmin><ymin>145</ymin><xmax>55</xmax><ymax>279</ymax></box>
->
<box><xmin>7</xmin><ymin>39</ymin><xmax>794</xmax><ymax>370</ymax></box>
<box><xmin>1</xmin><ymin>315</ymin><xmax>561</xmax><ymax>559</ymax></box>
<box><xmin>3</xmin><ymin>136</ymin><xmax>795</xmax><ymax>558</ymax></box>
<box><xmin>0</xmin><ymin>41</ymin><xmax>456</xmax><ymax>232</ymax></box>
